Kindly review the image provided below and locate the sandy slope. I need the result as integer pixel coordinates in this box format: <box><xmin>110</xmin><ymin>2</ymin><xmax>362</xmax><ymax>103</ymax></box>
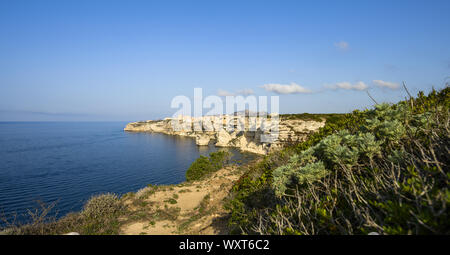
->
<box><xmin>119</xmin><ymin>166</ymin><xmax>242</xmax><ymax>235</ymax></box>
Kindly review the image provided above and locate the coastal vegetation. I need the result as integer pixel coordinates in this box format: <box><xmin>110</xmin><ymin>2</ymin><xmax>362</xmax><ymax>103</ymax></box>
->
<box><xmin>225</xmin><ymin>86</ymin><xmax>449</xmax><ymax>234</ymax></box>
<box><xmin>186</xmin><ymin>151</ymin><xmax>231</xmax><ymax>181</ymax></box>
<box><xmin>2</xmin><ymin>193</ymin><xmax>126</xmax><ymax>235</ymax></box>
<box><xmin>280</xmin><ymin>113</ymin><xmax>342</xmax><ymax>122</ymax></box>
<box><xmin>2</xmin><ymin>87</ymin><xmax>448</xmax><ymax>235</ymax></box>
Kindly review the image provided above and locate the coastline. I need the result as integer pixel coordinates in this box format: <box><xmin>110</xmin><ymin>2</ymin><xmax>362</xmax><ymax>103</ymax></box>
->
<box><xmin>124</xmin><ymin>115</ymin><xmax>326</xmax><ymax>155</ymax></box>
<box><xmin>0</xmin><ymin>154</ymin><xmax>261</xmax><ymax>235</ymax></box>
<box><xmin>0</xmin><ymin>126</ymin><xmax>261</xmax><ymax>235</ymax></box>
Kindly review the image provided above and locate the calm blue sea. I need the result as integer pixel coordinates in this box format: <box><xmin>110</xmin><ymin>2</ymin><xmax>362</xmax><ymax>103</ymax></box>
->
<box><xmin>0</xmin><ymin>122</ymin><xmax>247</xmax><ymax>225</ymax></box>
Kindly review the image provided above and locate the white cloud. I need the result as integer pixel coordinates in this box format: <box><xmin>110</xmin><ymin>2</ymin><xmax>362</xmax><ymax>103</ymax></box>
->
<box><xmin>373</xmin><ymin>80</ymin><xmax>400</xmax><ymax>90</ymax></box>
<box><xmin>334</xmin><ymin>41</ymin><xmax>349</xmax><ymax>51</ymax></box>
<box><xmin>327</xmin><ymin>81</ymin><xmax>368</xmax><ymax>91</ymax></box>
<box><xmin>261</xmin><ymin>82</ymin><xmax>312</xmax><ymax>94</ymax></box>
<box><xmin>217</xmin><ymin>89</ymin><xmax>234</xmax><ymax>96</ymax></box>
<box><xmin>217</xmin><ymin>88</ymin><xmax>254</xmax><ymax>97</ymax></box>
<box><xmin>236</xmin><ymin>89</ymin><xmax>254</xmax><ymax>96</ymax></box>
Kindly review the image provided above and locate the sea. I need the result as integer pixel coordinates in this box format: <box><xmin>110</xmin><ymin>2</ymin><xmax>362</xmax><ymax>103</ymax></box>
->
<box><xmin>0</xmin><ymin>121</ymin><xmax>252</xmax><ymax>226</ymax></box>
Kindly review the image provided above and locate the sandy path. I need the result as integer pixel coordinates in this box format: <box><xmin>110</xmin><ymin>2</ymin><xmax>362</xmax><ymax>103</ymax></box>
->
<box><xmin>119</xmin><ymin>166</ymin><xmax>241</xmax><ymax>235</ymax></box>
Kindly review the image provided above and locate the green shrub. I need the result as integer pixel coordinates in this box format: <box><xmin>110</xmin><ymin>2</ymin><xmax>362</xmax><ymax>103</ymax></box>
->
<box><xmin>186</xmin><ymin>151</ymin><xmax>231</xmax><ymax>181</ymax></box>
<box><xmin>272</xmin><ymin>161</ymin><xmax>328</xmax><ymax>196</ymax></box>
<box><xmin>165</xmin><ymin>198</ymin><xmax>177</xmax><ymax>204</ymax></box>
<box><xmin>280</xmin><ymin>113</ymin><xmax>340</xmax><ymax>121</ymax></box>
<box><xmin>186</xmin><ymin>156</ymin><xmax>212</xmax><ymax>181</ymax></box>
<box><xmin>209</xmin><ymin>150</ymin><xmax>230</xmax><ymax>169</ymax></box>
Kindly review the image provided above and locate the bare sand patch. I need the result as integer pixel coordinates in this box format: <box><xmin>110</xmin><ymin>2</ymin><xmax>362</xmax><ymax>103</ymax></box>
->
<box><xmin>119</xmin><ymin>166</ymin><xmax>241</xmax><ymax>235</ymax></box>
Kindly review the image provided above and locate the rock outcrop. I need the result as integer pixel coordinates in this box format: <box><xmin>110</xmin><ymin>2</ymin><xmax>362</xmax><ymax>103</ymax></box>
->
<box><xmin>124</xmin><ymin>116</ymin><xmax>325</xmax><ymax>154</ymax></box>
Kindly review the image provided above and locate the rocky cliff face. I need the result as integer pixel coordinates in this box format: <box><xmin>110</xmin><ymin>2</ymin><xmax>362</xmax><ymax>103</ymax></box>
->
<box><xmin>124</xmin><ymin>116</ymin><xmax>325</xmax><ymax>154</ymax></box>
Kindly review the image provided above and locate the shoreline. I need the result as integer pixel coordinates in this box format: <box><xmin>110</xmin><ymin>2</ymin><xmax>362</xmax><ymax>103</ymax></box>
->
<box><xmin>0</xmin><ymin>147</ymin><xmax>261</xmax><ymax>235</ymax></box>
<box><xmin>124</xmin><ymin>116</ymin><xmax>326</xmax><ymax>155</ymax></box>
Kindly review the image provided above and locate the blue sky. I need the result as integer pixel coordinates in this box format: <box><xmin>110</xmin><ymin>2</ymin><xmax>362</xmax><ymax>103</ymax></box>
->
<box><xmin>0</xmin><ymin>0</ymin><xmax>449</xmax><ymax>121</ymax></box>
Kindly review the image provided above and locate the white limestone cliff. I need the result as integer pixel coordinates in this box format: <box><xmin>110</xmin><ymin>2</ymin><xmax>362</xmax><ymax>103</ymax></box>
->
<box><xmin>124</xmin><ymin>116</ymin><xmax>325</xmax><ymax>154</ymax></box>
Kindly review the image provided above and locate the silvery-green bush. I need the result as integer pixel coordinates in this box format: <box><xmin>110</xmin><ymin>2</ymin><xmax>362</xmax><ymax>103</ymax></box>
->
<box><xmin>272</xmin><ymin>101</ymin><xmax>424</xmax><ymax>196</ymax></box>
<box><xmin>227</xmin><ymin>87</ymin><xmax>449</xmax><ymax>235</ymax></box>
